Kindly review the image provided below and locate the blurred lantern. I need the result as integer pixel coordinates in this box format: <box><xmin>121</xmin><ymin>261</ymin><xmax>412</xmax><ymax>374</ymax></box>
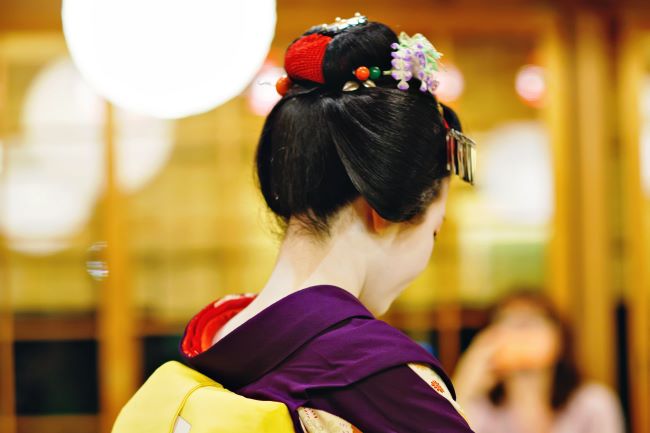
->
<box><xmin>1</xmin><ymin>169</ymin><xmax>95</xmax><ymax>255</ymax></box>
<box><xmin>247</xmin><ymin>60</ymin><xmax>284</xmax><ymax>116</ymax></box>
<box><xmin>0</xmin><ymin>58</ymin><xmax>173</xmax><ymax>255</ymax></box>
<box><xmin>515</xmin><ymin>65</ymin><xmax>546</xmax><ymax>107</ymax></box>
<box><xmin>62</xmin><ymin>0</ymin><xmax>277</xmax><ymax>119</ymax></box>
<box><xmin>114</xmin><ymin>110</ymin><xmax>175</xmax><ymax>191</ymax></box>
<box><xmin>435</xmin><ymin>64</ymin><xmax>464</xmax><ymax>103</ymax></box>
<box><xmin>21</xmin><ymin>59</ymin><xmax>174</xmax><ymax>194</ymax></box>
<box><xmin>480</xmin><ymin>121</ymin><xmax>553</xmax><ymax>225</ymax></box>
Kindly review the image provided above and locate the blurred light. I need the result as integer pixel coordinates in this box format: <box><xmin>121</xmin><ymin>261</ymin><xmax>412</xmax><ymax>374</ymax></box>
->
<box><xmin>22</xmin><ymin>58</ymin><xmax>105</xmax><ymax>205</ymax></box>
<box><xmin>247</xmin><ymin>61</ymin><xmax>283</xmax><ymax>116</ymax></box>
<box><xmin>62</xmin><ymin>0</ymin><xmax>277</xmax><ymax>119</ymax></box>
<box><xmin>435</xmin><ymin>64</ymin><xmax>464</xmax><ymax>103</ymax></box>
<box><xmin>22</xmin><ymin>59</ymin><xmax>174</xmax><ymax>194</ymax></box>
<box><xmin>0</xmin><ymin>58</ymin><xmax>173</xmax><ymax>255</ymax></box>
<box><xmin>86</xmin><ymin>241</ymin><xmax>109</xmax><ymax>281</ymax></box>
<box><xmin>1</xmin><ymin>169</ymin><xmax>94</xmax><ymax>255</ymax></box>
<box><xmin>480</xmin><ymin>121</ymin><xmax>553</xmax><ymax>225</ymax></box>
<box><xmin>114</xmin><ymin>109</ymin><xmax>175</xmax><ymax>192</ymax></box>
<box><xmin>515</xmin><ymin>65</ymin><xmax>546</xmax><ymax>106</ymax></box>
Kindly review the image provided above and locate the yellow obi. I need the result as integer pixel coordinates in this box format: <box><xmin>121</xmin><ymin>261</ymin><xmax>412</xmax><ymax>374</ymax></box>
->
<box><xmin>112</xmin><ymin>361</ymin><xmax>295</xmax><ymax>433</ymax></box>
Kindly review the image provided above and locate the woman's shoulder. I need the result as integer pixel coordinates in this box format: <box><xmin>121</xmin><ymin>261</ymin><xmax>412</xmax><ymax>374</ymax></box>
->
<box><xmin>309</xmin><ymin>316</ymin><xmax>437</xmax><ymax>365</ymax></box>
<box><xmin>554</xmin><ymin>382</ymin><xmax>625</xmax><ymax>433</ymax></box>
<box><xmin>295</xmin><ymin>316</ymin><xmax>454</xmax><ymax>390</ymax></box>
<box><xmin>564</xmin><ymin>382</ymin><xmax>622</xmax><ymax>413</ymax></box>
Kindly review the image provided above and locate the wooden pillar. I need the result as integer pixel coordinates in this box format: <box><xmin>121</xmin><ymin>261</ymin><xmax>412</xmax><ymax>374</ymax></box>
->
<box><xmin>98</xmin><ymin>102</ymin><xmax>139</xmax><ymax>433</ymax></box>
<box><xmin>618</xmin><ymin>21</ymin><xmax>650</xmax><ymax>433</ymax></box>
<box><xmin>545</xmin><ymin>9</ymin><xmax>617</xmax><ymax>387</ymax></box>
<box><xmin>542</xmin><ymin>13</ymin><xmax>579</xmax><ymax>317</ymax></box>
<box><xmin>0</xmin><ymin>248</ymin><xmax>15</xmax><ymax>433</ymax></box>
<box><xmin>574</xmin><ymin>11</ymin><xmax>616</xmax><ymax>387</ymax></box>
<box><xmin>0</xmin><ymin>35</ymin><xmax>16</xmax><ymax>433</ymax></box>
<box><xmin>0</xmin><ymin>229</ymin><xmax>15</xmax><ymax>432</ymax></box>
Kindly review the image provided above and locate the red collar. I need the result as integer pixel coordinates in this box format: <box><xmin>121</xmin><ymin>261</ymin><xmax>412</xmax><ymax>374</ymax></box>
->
<box><xmin>181</xmin><ymin>294</ymin><xmax>256</xmax><ymax>357</ymax></box>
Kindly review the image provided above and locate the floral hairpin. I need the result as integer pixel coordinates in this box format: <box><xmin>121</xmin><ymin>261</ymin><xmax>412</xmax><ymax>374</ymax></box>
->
<box><xmin>341</xmin><ymin>31</ymin><xmax>475</xmax><ymax>185</ymax></box>
<box><xmin>342</xmin><ymin>32</ymin><xmax>443</xmax><ymax>93</ymax></box>
<box><xmin>390</xmin><ymin>32</ymin><xmax>443</xmax><ymax>93</ymax></box>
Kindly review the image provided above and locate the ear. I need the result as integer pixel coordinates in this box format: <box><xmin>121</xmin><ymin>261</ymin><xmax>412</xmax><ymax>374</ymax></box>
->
<box><xmin>370</xmin><ymin>208</ymin><xmax>390</xmax><ymax>233</ymax></box>
<box><xmin>352</xmin><ymin>197</ymin><xmax>391</xmax><ymax>234</ymax></box>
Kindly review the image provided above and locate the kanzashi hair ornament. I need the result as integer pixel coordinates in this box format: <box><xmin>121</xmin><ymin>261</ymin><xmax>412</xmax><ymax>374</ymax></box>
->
<box><xmin>319</xmin><ymin>12</ymin><xmax>368</xmax><ymax>32</ymax></box>
<box><xmin>447</xmin><ymin>129</ymin><xmax>477</xmax><ymax>185</ymax></box>
<box><xmin>342</xmin><ymin>32</ymin><xmax>443</xmax><ymax>94</ymax></box>
<box><xmin>275</xmin><ymin>75</ymin><xmax>292</xmax><ymax>96</ymax></box>
<box><xmin>342</xmin><ymin>66</ymin><xmax>379</xmax><ymax>92</ymax></box>
<box><xmin>390</xmin><ymin>32</ymin><xmax>443</xmax><ymax>94</ymax></box>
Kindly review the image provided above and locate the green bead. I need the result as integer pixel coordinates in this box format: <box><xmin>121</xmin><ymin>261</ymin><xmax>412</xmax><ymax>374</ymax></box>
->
<box><xmin>369</xmin><ymin>66</ymin><xmax>381</xmax><ymax>80</ymax></box>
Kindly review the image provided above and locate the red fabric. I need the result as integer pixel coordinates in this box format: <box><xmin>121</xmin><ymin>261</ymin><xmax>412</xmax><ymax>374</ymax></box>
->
<box><xmin>181</xmin><ymin>295</ymin><xmax>256</xmax><ymax>357</ymax></box>
<box><xmin>285</xmin><ymin>34</ymin><xmax>332</xmax><ymax>84</ymax></box>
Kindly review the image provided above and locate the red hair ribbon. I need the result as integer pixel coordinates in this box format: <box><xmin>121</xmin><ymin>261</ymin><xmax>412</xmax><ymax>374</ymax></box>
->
<box><xmin>284</xmin><ymin>33</ymin><xmax>333</xmax><ymax>84</ymax></box>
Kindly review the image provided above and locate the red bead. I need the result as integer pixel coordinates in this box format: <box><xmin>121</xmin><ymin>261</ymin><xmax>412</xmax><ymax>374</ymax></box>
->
<box><xmin>276</xmin><ymin>75</ymin><xmax>292</xmax><ymax>96</ymax></box>
<box><xmin>354</xmin><ymin>66</ymin><xmax>370</xmax><ymax>81</ymax></box>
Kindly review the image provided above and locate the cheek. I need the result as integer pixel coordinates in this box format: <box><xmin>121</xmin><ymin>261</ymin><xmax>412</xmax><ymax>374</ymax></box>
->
<box><xmin>400</xmin><ymin>223</ymin><xmax>436</xmax><ymax>274</ymax></box>
<box><xmin>412</xmin><ymin>207</ymin><xmax>446</xmax><ymax>264</ymax></box>
<box><xmin>433</xmin><ymin>215</ymin><xmax>445</xmax><ymax>236</ymax></box>
<box><xmin>415</xmin><ymin>234</ymin><xmax>435</xmax><ymax>264</ymax></box>
<box><xmin>393</xmin><ymin>196</ymin><xmax>448</xmax><ymax>279</ymax></box>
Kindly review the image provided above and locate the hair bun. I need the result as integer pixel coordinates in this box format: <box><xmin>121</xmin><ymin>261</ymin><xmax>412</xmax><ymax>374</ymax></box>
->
<box><xmin>258</xmin><ymin>20</ymin><xmax>456</xmax><ymax>235</ymax></box>
<box><xmin>321</xmin><ymin>22</ymin><xmax>397</xmax><ymax>88</ymax></box>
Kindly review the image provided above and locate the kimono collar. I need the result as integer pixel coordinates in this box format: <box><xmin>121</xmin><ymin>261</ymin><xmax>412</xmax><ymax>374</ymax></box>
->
<box><xmin>180</xmin><ymin>285</ymin><xmax>374</xmax><ymax>389</ymax></box>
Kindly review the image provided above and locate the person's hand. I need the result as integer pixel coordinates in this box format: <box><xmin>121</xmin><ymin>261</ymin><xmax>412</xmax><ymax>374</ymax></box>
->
<box><xmin>452</xmin><ymin>326</ymin><xmax>507</xmax><ymax>406</ymax></box>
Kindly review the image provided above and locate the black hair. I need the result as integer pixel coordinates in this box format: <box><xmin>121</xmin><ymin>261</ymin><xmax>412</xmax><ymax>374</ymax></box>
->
<box><xmin>255</xmin><ymin>21</ymin><xmax>462</xmax><ymax>236</ymax></box>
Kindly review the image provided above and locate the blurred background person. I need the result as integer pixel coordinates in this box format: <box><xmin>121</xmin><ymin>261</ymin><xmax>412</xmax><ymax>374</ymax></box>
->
<box><xmin>453</xmin><ymin>291</ymin><xmax>625</xmax><ymax>433</ymax></box>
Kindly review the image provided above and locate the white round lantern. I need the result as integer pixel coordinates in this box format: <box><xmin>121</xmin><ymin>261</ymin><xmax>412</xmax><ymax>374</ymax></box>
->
<box><xmin>0</xmin><ymin>58</ymin><xmax>174</xmax><ymax>255</ymax></box>
<box><xmin>21</xmin><ymin>58</ymin><xmax>175</xmax><ymax>195</ymax></box>
<box><xmin>62</xmin><ymin>0</ymin><xmax>277</xmax><ymax>118</ymax></box>
<box><xmin>0</xmin><ymin>168</ymin><xmax>94</xmax><ymax>255</ymax></box>
<box><xmin>480</xmin><ymin>121</ymin><xmax>554</xmax><ymax>225</ymax></box>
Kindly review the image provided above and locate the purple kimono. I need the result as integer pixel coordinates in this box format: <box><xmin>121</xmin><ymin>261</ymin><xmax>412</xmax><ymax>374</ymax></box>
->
<box><xmin>180</xmin><ymin>285</ymin><xmax>473</xmax><ymax>433</ymax></box>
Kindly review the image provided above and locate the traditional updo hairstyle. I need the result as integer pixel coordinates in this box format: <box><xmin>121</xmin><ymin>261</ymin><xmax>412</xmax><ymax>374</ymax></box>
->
<box><xmin>255</xmin><ymin>20</ymin><xmax>462</xmax><ymax>236</ymax></box>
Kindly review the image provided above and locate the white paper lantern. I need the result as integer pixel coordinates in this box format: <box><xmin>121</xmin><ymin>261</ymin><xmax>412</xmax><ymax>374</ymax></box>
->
<box><xmin>0</xmin><ymin>58</ymin><xmax>174</xmax><ymax>255</ymax></box>
<box><xmin>62</xmin><ymin>0</ymin><xmax>277</xmax><ymax>118</ymax></box>
<box><xmin>22</xmin><ymin>59</ymin><xmax>175</xmax><ymax>194</ymax></box>
<box><xmin>0</xmin><ymin>168</ymin><xmax>94</xmax><ymax>255</ymax></box>
<box><xmin>480</xmin><ymin>121</ymin><xmax>554</xmax><ymax>225</ymax></box>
